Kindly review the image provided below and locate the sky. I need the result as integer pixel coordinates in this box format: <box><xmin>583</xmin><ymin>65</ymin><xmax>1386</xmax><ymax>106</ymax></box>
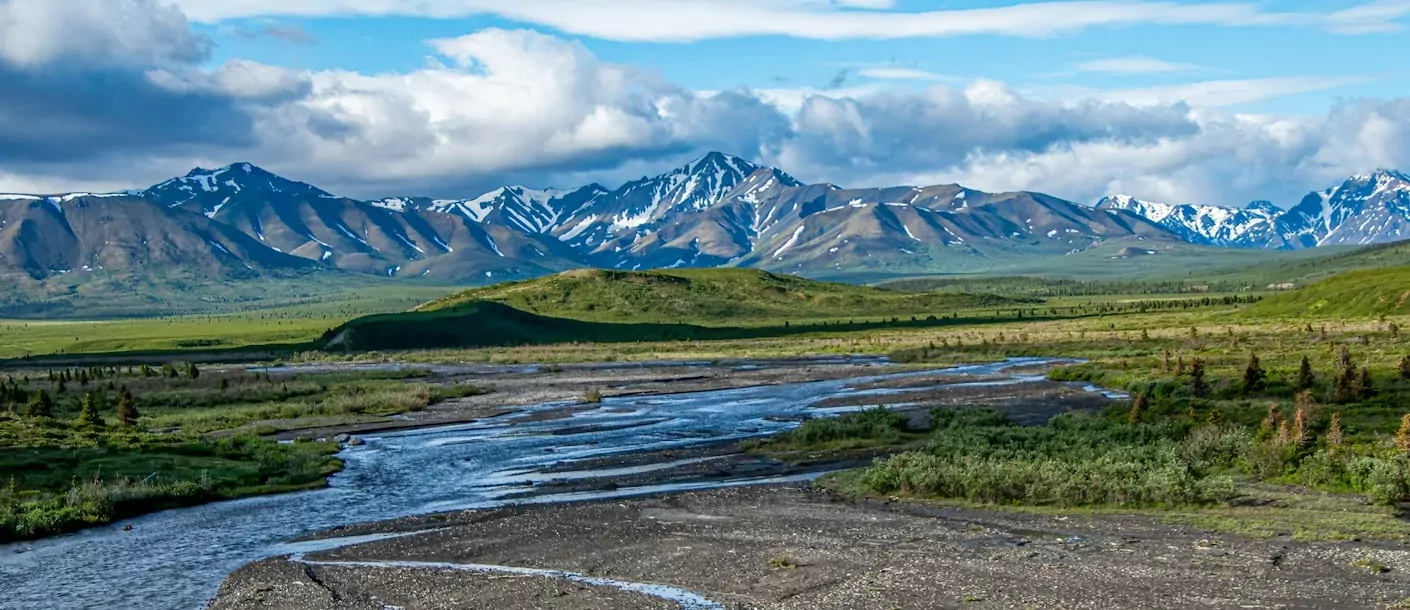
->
<box><xmin>1</xmin><ymin>0</ymin><xmax>1408</xmax><ymax>208</ymax></box>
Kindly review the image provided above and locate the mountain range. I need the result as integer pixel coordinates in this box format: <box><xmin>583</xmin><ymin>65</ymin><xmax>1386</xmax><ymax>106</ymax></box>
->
<box><xmin>3</xmin><ymin>154</ymin><xmax>1409</xmax><ymax>287</ymax></box>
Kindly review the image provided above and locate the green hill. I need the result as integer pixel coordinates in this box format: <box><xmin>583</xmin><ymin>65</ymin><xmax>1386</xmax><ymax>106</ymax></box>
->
<box><xmin>1194</xmin><ymin>240</ymin><xmax>1410</xmax><ymax>288</ymax></box>
<box><xmin>1244</xmin><ymin>266</ymin><xmax>1410</xmax><ymax>318</ymax></box>
<box><xmin>417</xmin><ymin>268</ymin><xmax>1024</xmax><ymax>325</ymax></box>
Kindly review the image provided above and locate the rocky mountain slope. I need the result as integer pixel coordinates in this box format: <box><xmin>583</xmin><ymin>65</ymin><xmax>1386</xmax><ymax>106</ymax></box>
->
<box><xmin>3</xmin><ymin>155</ymin><xmax>1407</xmax><ymax>289</ymax></box>
<box><xmin>1097</xmin><ymin>169</ymin><xmax>1410</xmax><ymax>250</ymax></box>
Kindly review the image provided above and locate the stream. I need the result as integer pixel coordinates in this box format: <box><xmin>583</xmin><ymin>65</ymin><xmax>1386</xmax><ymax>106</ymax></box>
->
<box><xmin>0</xmin><ymin>357</ymin><xmax>1100</xmax><ymax>610</ymax></box>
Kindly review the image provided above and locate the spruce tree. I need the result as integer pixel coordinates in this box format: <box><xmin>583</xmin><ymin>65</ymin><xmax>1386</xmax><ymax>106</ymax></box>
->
<box><xmin>25</xmin><ymin>390</ymin><xmax>53</xmax><ymax>418</ymax></box>
<box><xmin>1399</xmin><ymin>355</ymin><xmax>1410</xmax><ymax>380</ymax></box>
<box><xmin>186</xmin><ymin>363</ymin><xmax>200</xmax><ymax>380</ymax></box>
<box><xmin>1297</xmin><ymin>355</ymin><xmax>1315</xmax><ymax>390</ymax></box>
<box><xmin>75</xmin><ymin>393</ymin><xmax>104</xmax><ymax>429</ymax></box>
<box><xmin>1326</xmin><ymin>412</ymin><xmax>1344</xmax><ymax>452</ymax></box>
<box><xmin>116</xmin><ymin>388</ymin><xmax>139</xmax><ymax>428</ymax></box>
<box><xmin>1397</xmin><ymin>414</ymin><xmax>1410</xmax><ymax>454</ymax></box>
<box><xmin>1128</xmin><ymin>392</ymin><xmax>1148</xmax><ymax>424</ymax></box>
<box><xmin>1243</xmin><ymin>353</ymin><xmax>1265</xmax><ymax>394</ymax></box>
<box><xmin>1190</xmin><ymin>358</ymin><xmax>1209</xmax><ymax>398</ymax></box>
<box><xmin>1258</xmin><ymin>403</ymin><xmax>1283</xmax><ymax>441</ymax></box>
<box><xmin>1358</xmin><ymin>367</ymin><xmax>1376</xmax><ymax>400</ymax></box>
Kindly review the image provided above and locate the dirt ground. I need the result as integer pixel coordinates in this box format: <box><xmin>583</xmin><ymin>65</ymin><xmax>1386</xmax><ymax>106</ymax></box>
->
<box><xmin>213</xmin><ymin>485</ymin><xmax>1410</xmax><ymax>610</ymax></box>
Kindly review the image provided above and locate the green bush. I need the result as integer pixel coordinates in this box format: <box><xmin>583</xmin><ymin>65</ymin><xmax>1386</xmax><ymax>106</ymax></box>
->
<box><xmin>788</xmin><ymin>407</ymin><xmax>910</xmax><ymax>445</ymax></box>
<box><xmin>1347</xmin><ymin>457</ymin><xmax>1410</xmax><ymax>505</ymax></box>
<box><xmin>858</xmin><ymin>412</ymin><xmax>1236</xmax><ymax>507</ymax></box>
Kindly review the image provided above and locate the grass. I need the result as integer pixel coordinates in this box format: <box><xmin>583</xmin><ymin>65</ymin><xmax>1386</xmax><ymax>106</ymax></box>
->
<box><xmin>417</xmin><ymin>268</ymin><xmax>1029</xmax><ymax>325</ymax></box>
<box><xmin>0</xmin><ymin>365</ymin><xmax>490</xmax><ymax>541</ymax></box>
<box><xmin>0</xmin><ymin>284</ymin><xmax>457</xmax><ymax>359</ymax></box>
<box><xmin>0</xmin><ymin>427</ymin><xmax>342</xmax><ymax>542</ymax></box>
<box><xmin>1245</xmin><ymin>265</ymin><xmax>1410</xmax><ymax>318</ymax></box>
<box><xmin>12</xmin><ymin>262</ymin><xmax>1410</xmax><ymax>544</ymax></box>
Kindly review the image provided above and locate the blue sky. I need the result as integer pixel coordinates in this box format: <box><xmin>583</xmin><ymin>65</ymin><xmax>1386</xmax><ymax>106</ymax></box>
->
<box><xmin>203</xmin><ymin>4</ymin><xmax>1406</xmax><ymax>116</ymax></box>
<box><xmin>2</xmin><ymin>0</ymin><xmax>1409</xmax><ymax>207</ymax></box>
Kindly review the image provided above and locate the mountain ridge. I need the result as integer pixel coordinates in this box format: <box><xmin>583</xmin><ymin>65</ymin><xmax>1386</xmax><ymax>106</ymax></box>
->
<box><xmin>4</xmin><ymin>155</ymin><xmax>1408</xmax><ymax>289</ymax></box>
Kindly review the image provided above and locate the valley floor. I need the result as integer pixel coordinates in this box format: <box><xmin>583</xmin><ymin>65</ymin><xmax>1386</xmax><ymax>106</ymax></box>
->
<box><xmin>214</xmin><ymin>484</ymin><xmax>1410</xmax><ymax>610</ymax></box>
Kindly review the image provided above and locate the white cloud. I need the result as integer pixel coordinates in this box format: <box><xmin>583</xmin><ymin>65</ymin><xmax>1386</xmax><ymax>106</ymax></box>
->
<box><xmin>2</xmin><ymin>19</ymin><xmax>1407</xmax><ymax>216</ymax></box>
<box><xmin>1031</xmin><ymin>76</ymin><xmax>1370</xmax><ymax>108</ymax></box>
<box><xmin>0</xmin><ymin>0</ymin><xmax>211</xmax><ymax>69</ymax></box>
<box><xmin>1093</xmin><ymin>76</ymin><xmax>1372</xmax><ymax>108</ymax></box>
<box><xmin>147</xmin><ymin>60</ymin><xmax>312</xmax><ymax>99</ymax></box>
<box><xmin>856</xmin><ymin>67</ymin><xmax>959</xmax><ymax>82</ymax></box>
<box><xmin>168</xmin><ymin>0</ymin><xmax>1323</xmax><ymax>41</ymax></box>
<box><xmin>1326</xmin><ymin>0</ymin><xmax>1410</xmax><ymax>33</ymax></box>
<box><xmin>1075</xmin><ymin>56</ymin><xmax>1203</xmax><ymax>74</ymax></box>
<box><xmin>240</xmin><ymin>28</ymin><xmax>786</xmax><ymax>191</ymax></box>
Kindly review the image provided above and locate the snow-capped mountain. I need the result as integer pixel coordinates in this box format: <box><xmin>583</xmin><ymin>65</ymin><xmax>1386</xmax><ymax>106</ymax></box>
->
<box><xmin>145</xmin><ymin>163</ymin><xmax>336</xmax><ymax>219</ymax></box>
<box><xmin>1095</xmin><ymin>195</ymin><xmax>1292</xmax><ymax>249</ymax></box>
<box><xmin>8</xmin><ymin>153</ymin><xmax>1410</xmax><ymax>289</ymax></box>
<box><xmin>1281</xmin><ymin>170</ymin><xmax>1410</xmax><ymax>247</ymax></box>
<box><xmin>551</xmin><ymin>152</ymin><xmax>764</xmax><ymax>256</ymax></box>
<box><xmin>1100</xmin><ymin>170</ymin><xmax>1410</xmax><ymax>250</ymax></box>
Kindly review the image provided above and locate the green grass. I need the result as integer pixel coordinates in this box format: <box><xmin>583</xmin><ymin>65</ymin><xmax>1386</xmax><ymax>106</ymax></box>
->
<box><xmin>0</xmin><ymin>426</ymin><xmax>342</xmax><ymax>542</ymax></box>
<box><xmin>418</xmin><ymin>268</ymin><xmax>1028</xmax><ymax>325</ymax></box>
<box><xmin>0</xmin><ymin>284</ymin><xmax>457</xmax><ymax>359</ymax></box>
<box><xmin>0</xmin><ymin>365</ymin><xmax>490</xmax><ymax>541</ymax></box>
<box><xmin>0</xmin><ymin>268</ymin><xmax>462</xmax><ymax>320</ymax></box>
<box><xmin>1245</xmin><ymin>265</ymin><xmax>1410</xmax><ymax>318</ymax></box>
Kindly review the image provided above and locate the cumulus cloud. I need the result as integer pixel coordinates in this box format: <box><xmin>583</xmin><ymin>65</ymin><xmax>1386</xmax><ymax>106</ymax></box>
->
<box><xmin>0</xmin><ymin>0</ymin><xmax>211</xmax><ymax>69</ymax></box>
<box><xmin>0</xmin><ymin>7</ymin><xmax>1407</xmax><ymax>212</ymax></box>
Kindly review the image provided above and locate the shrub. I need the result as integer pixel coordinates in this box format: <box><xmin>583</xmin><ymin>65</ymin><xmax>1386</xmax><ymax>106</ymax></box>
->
<box><xmin>1347</xmin><ymin>457</ymin><xmax>1409</xmax><ymax>506</ymax></box>
<box><xmin>788</xmin><ymin>407</ymin><xmax>909</xmax><ymax>445</ymax></box>
<box><xmin>858</xmin><ymin>413</ymin><xmax>1235</xmax><ymax>507</ymax></box>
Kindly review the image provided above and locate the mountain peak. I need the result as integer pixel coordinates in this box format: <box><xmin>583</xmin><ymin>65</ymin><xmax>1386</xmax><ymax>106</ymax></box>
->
<box><xmin>685</xmin><ymin>151</ymin><xmax>759</xmax><ymax>177</ymax></box>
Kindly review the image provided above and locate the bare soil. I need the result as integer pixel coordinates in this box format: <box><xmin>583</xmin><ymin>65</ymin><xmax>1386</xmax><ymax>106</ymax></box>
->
<box><xmin>214</xmin><ymin>485</ymin><xmax>1410</xmax><ymax>610</ymax></box>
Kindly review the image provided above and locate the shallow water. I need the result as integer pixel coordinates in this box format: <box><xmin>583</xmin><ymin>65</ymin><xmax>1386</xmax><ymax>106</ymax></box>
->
<box><xmin>0</xmin><ymin>357</ymin><xmax>1085</xmax><ymax>610</ymax></box>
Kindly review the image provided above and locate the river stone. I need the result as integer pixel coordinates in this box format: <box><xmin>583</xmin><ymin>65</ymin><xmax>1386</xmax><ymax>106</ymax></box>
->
<box><xmin>347</xmin><ymin>436</ymin><xmax>364</xmax><ymax>446</ymax></box>
<box><xmin>334</xmin><ymin>434</ymin><xmax>350</xmax><ymax>443</ymax></box>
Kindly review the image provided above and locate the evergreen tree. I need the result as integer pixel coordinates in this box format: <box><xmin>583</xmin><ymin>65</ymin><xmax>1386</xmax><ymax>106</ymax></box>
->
<box><xmin>1292</xmin><ymin>391</ymin><xmax>1317</xmax><ymax>449</ymax></box>
<box><xmin>1128</xmin><ymin>392</ymin><xmax>1147</xmax><ymax>424</ymax></box>
<box><xmin>1358</xmin><ymin>367</ymin><xmax>1376</xmax><ymax>400</ymax></box>
<box><xmin>1242</xmin><ymin>353</ymin><xmax>1265</xmax><ymax>394</ymax></box>
<box><xmin>75</xmin><ymin>393</ymin><xmax>104</xmax><ymax>429</ymax></box>
<box><xmin>1258</xmin><ymin>403</ymin><xmax>1283</xmax><ymax>441</ymax></box>
<box><xmin>186</xmin><ymin>363</ymin><xmax>200</xmax><ymax>380</ymax></box>
<box><xmin>1399</xmin><ymin>355</ymin><xmax>1410</xmax><ymax>380</ymax></box>
<box><xmin>25</xmin><ymin>390</ymin><xmax>53</xmax><ymax>418</ymax></box>
<box><xmin>1190</xmin><ymin>359</ymin><xmax>1209</xmax><ymax>398</ymax></box>
<box><xmin>1326</xmin><ymin>412</ymin><xmax>1344</xmax><ymax>452</ymax></box>
<box><xmin>217</xmin><ymin>377</ymin><xmax>229</xmax><ymax>392</ymax></box>
<box><xmin>116</xmin><ymin>388</ymin><xmax>139</xmax><ymax>428</ymax></box>
<box><xmin>1297</xmin><ymin>355</ymin><xmax>1315</xmax><ymax>390</ymax></box>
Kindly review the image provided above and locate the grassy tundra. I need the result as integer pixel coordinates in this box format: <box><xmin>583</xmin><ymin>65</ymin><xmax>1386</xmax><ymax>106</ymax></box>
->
<box><xmin>0</xmin><ymin>364</ymin><xmax>486</xmax><ymax>542</ymax></box>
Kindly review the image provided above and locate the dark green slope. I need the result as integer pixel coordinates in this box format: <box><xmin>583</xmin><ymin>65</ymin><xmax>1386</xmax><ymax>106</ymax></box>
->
<box><xmin>419</xmin><ymin>268</ymin><xmax>1024</xmax><ymax>325</ymax></box>
<box><xmin>1244</xmin><ymin>266</ymin><xmax>1410</xmax><ymax>318</ymax></box>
